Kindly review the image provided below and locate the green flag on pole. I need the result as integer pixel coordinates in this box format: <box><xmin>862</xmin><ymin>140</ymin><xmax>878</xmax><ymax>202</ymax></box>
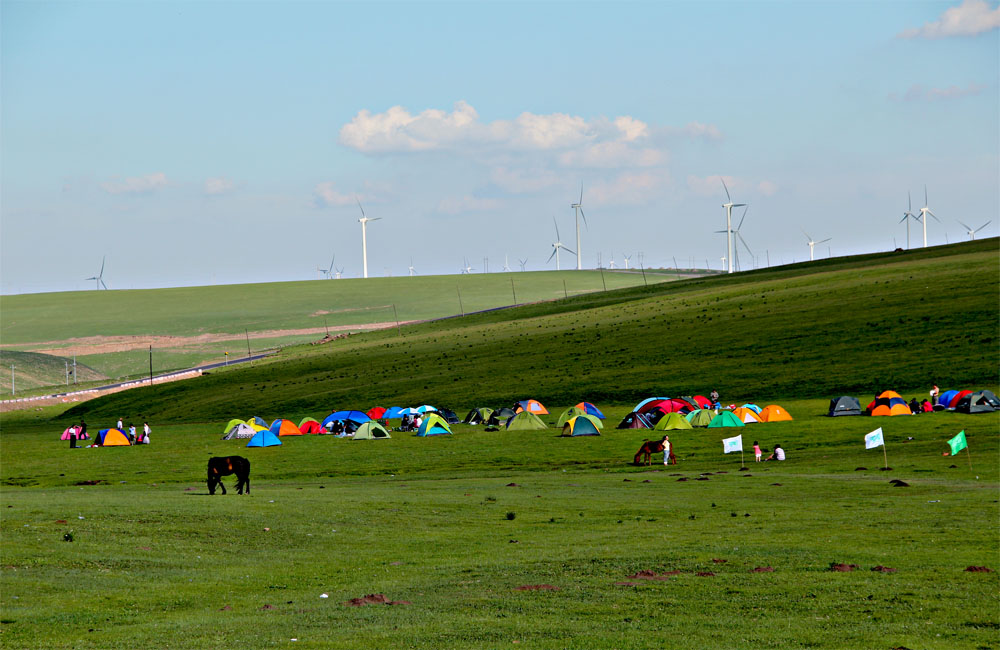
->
<box><xmin>948</xmin><ymin>430</ymin><xmax>968</xmax><ymax>456</ymax></box>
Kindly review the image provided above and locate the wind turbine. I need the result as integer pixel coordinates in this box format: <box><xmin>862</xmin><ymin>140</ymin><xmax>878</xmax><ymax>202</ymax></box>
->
<box><xmin>608</xmin><ymin>250</ymin><xmax>615</xmax><ymax>270</ymax></box>
<box><xmin>319</xmin><ymin>255</ymin><xmax>335</xmax><ymax>279</ymax></box>
<box><xmin>547</xmin><ymin>217</ymin><xmax>575</xmax><ymax>271</ymax></box>
<box><xmin>899</xmin><ymin>192</ymin><xmax>919</xmax><ymax>249</ymax></box>
<box><xmin>85</xmin><ymin>256</ymin><xmax>108</xmax><ymax>290</ymax></box>
<box><xmin>356</xmin><ymin>197</ymin><xmax>381</xmax><ymax>279</ymax></box>
<box><xmin>918</xmin><ymin>185</ymin><xmax>940</xmax><ymax>248</ymax></box>
<box><xmin>958</xmin><ymin>219</ymin><xmax>991</xmax><ymax>240</ymax></box>
<box><xmin>570</xmin><ymin>183</ymin><xmax>588</xmax><ymax>270</ymax></box>
<box><xmin>719</xmin><ymin>178</ymin><xmax>745</xmax><ymax>274</ymax></box>
<box><xmin>730</xmin><ymin>206</ymin><xmax>754</xmax><ymax>271</ymax></box>
<box><xmin>461</xmin><ymin>258</ymin><xmax>474</xmax><ymax>274</ymax></box>
<box><xmin>408</xmin><ymin>257</ymin><xmax>416</xmax><ymax>276</ymax></box>
<box><xmin>623</xmin><ymin>254</ymin><xmax>631</xmax><ymax>270</ymax></box>
<box><xmin>518</xmin><ymin>257</ymin><xmax>527</xmax><ymax>272</ymax></box>
<box><xmin>503</xmin><ymin>255</ymin><xmax>512</xmax><ymax>272</ymax></box>
<box><xmin>334</xmin><ymin>265</ymin><xmax>344</xmax><ymax>280</ymax></box>
<box><xmin>802</xmin><ymin>230</ymin><xmax>831</xmax><ymax>262</ymax></box>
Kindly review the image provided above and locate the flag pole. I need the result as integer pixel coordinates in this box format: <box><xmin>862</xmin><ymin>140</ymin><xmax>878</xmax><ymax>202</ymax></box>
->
<box><xmin>882</xmin><ymin>441</ymin><xmax>888</xmax><ymax>470</ymax></box>
<box><xmin>965</xmin><ymin>444</ymin><xmax>973</xmax><ymax>471</ymax></box>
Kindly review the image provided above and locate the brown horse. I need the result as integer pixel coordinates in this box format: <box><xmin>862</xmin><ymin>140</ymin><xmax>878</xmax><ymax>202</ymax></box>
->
<box><xmin>633</xmin><ymin>439</ymin><xmax>675</xmax><ymax>466</ymax></box>
<box><xmin>207</xmin><ymin>456</ymin><xmax>251</xmax><ymax>495</ymax></box>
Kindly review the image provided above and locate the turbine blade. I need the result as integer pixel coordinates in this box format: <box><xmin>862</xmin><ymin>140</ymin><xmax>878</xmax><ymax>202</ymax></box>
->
<box><xmin>817</xmin><ymin>238</ymin><xmax>832</xmax><ymax>244</ymax></box>
<box><xmin>927</xmin><ymin>209</ymin><xmax>940</xmax><ymax>222</ymax></box>
<box><xmin>562</xmin><ymin>246</ymin><xmax>576</xmax><ymax>255</ymax></box>
<box><xmin>924</xmin><ymin>185</ymin><xmax>928</xmax><ymax>207</ymax></box>
<box><xmin>976</xmin><ymin>221</ymin><xmax>991</xmax><ymax>232</ymax></box>
<box><xmin>721</xmin><ymin>177</ymin><xmax>731</xmax><ymax>202</ymax></box>
<box><xmin>908</xmin><ymin>191</ymin><xmax>912</xmax><ymax>212</ymax></box>
<box><xmin>738</xmin><ymin>232</ymin><xmax>753</xmax><ymax>257</ymax></box>
<box><xmin>547</xmin><ymin>248</ymin><xmax>557</xmax><ymax>263</ymax></box>
<box><xmin>100</xmin><ymin>279</ymin><xmax>108</xmax><ymax>290</ymax></box>
<box><xmin>579</xmin><ymin>182</ymin><xmax>584</xmax><ymax>206</ymax></box>
<box><xmin>99</xmin><ymin>256</ymin><xmax>105</xmax><ymax>276</ymax></box>
<box><xmin>579</xmin><ymin>207</ymin><xmax>588</xmax><ymax>229</ymax></box>
<box><xmin>356</xmin><ymin>197</ymin><xmax>365</xmax><ymax>217</ymax></box>
<box><xmin>737</xmin><ymin>205</ymin><xmax>749</xmax><ymax>231</ymax></box>
<box><xmin>733</xmin><ymin>203</ymin><xmax>746</xmax><ymax>208</ymax></box>
<box><xmin>957</xmin><ymin>220</ymin><xmax>973</xmax><ymax>231</ymax></box>
<box><xmin>370</xmin><ymin>217</ymin><xmax>382</xmax><ymax>222</ymax></box>
<box><xmin>553</xmin><ymin>216</ymin><xmax>561</xmax><ymax>241</ymax></box>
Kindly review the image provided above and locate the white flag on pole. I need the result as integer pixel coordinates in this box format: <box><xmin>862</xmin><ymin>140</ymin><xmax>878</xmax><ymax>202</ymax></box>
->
<box><xmin>722</xmin><ymin>434</ymin><xmax>743</xmax><ymax>454</ymax></box>
<box><xmin>865</xmin><ymin>427</ymin><xmax>884</xmax><ymax>449</ymax></box>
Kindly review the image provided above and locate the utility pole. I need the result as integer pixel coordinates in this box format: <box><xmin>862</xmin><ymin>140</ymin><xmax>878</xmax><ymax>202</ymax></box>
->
<box><xmin>510</xmin><ymin>278</ymin><xmax>516</xmax><ymax>305</ymax></box>
<box><xmin>599</xmin><ymin>265</ymin><xmax>607</xmax><ymax>292</ymax></box>
<box><xmin>563</xmin><ymin>279</ymin><xmax>568</xmax><ymax>298</ymax></box>
<box><xmin>392</xmin><ymin>304</ymin><xmax>400</xmax><ymax>336</ymax></box>
<box><xmin>10</xmin><ymin>364</ymin><xmax>14</xmax><ymax>395</ymax></box>
<box><xmin>73</xmin><ymin>354</ymin><xmax>77</xmax><ymax>384</ymax></box>
<box><xmin>148</xmin><ymin>346</ymin><xmax>153</xmax><ymax>386</ymax></box>
<box><xmin>245</xmin><ymin>329</ymin><xmax>252</xmax><ymax>366</ymax></box>
<box><xmin>457</xmin><ymin>288</ymin><xmax>464</xmax><ymax>316</ymax></box>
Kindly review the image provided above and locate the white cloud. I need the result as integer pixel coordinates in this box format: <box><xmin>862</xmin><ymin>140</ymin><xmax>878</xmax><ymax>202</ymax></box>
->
<box><xmin>558</xmin><ymin>141</ymin><xmax>665</xmax><ymax>168</ymax></box>
<box><xmin>437</xmin><ymin>195</ymin><xmax>503</xmax><ymax>214</ymax></box>
<box><xmin>587</xmin><ymin>170</ymin><xmax>671</xmax><ymax>205</ymax></box>
<box><xmin>682</xmin><ymin>122</ymin><xmax>724</xmax><ymax>141</ymax></box>
<box><xmin>889</xmin><ymin>82</ymin><xmax>986</xmax><ymax>101</ymax></box>
<box><xmin>758</xmin><ymin>180</ymin><xmax>778</xmax><ymax>196</ymax></box>
<box><xmin>100</xmin><ymin>172</ymin><xmax>167</xmax><ymax>195</ymax></box>
<box><xmin>687</xmin><ymin>174</ymin><xmax>777</xmax><ymax>198</ymax></box>
<box><xmin>490</xmin><ymin>166</ymin><xmax>561</xmax><ymax>194</ymax></box>
<box><xmin>898</xmin><ymin>0</ymin><xmax>1000</xmax><ymax>38</ymax></box>
<box><xmin>204</xmin><ymin>176</ymin><xmax>235</xmax><ymax>195</ymax></box>
<box><xmin>313</xmin><ymin>181</ymin><xmax>356</xmax><ymax>207</ymax></box>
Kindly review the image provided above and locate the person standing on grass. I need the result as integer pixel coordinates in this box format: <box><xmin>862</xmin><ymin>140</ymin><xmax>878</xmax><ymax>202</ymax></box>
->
<box><xmin>128</xmin><ymin>423</ymin><xmax>137</xmax><ymax>443</ymax></box>
<box><xmin>930</xmin><ymin>384</ymin><xmax>939</xmax><ymax>406</ymax></box>
<box><xmin>753</xmin><ymin>440</ymin><xmax>762</xmax><ymax>463</ymax></box>
<box><xmin>117</xmin><ymin>416</ymin><xmax>123</xmax><ymax>431</ymax></box>
<box><xmin>143</xmin><ymin>422</ymin><xmax>151</xmax><ymax>442</ymax></box>
<box><xmin>69</xmin><ymin>425</ymin><xmax>78</xmax><ymax>448</ymax></box>
<box><xmin>662</xmin><ymin>435</ymin><xmax>676</xmax><ymax>465</ymax></box>
<box><xmin>79</xmin><ymin>420</ymin><xmax>87</xmax><ymax>441</ymax></box>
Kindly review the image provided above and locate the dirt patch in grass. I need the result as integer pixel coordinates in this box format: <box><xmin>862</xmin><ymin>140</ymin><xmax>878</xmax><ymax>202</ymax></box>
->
<box><xmin>829</xmin><ymin>563</ymin><xmax>860</xmax><ymax>572</ymax></box>
<box><xmin>343</xmin><ymin>593</ymin><xmax>411</xmax><ymax>606</ymax></box>
<box><xmin>964</xmin><ymin>566</ymin><xmax>993</xmax><ymax>573</ymax></box>
<box><xmin>514</xmin><ymin>585</ymin><xmax>560</xmax><ymax>591</ymax></box>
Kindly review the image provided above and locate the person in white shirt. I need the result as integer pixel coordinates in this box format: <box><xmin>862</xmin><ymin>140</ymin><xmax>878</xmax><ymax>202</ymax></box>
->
<box><xmin>766</xmin><ymin>444</ymin><xmax>785</xmax><ymax>461</ymax></box>
<box><xmin>142</xmin><ymin>422</ymin><xmax>151</xmax><ymax>444</ymax></box>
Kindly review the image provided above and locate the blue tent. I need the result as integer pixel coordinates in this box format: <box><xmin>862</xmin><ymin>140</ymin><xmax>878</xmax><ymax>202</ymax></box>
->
<box><xmin>740</xmin><ymin>403</ymin><xmax>762</xmax><ymax>414</ymax></box>
<box><xmin>576</xmin><ymin>401</ymin><xmax>606</xmax><ymax>419</ymax></box>
<box><xmin>322</xmin><ymin>410</ymin><xmax>371</xmax><ymax>428</ymax></box>
<box><xmin>937</xmin><ymin>390</ymin><xmax>958</xmax><ymax>409</ymax></box>
<box><xmin>383</xmin><ymin>406</ymin><xmax>406</xmax><ymax>419</ymax></box>
<box><xmin>416</xmin><ymin>415</ymin><xmax>452</xmax><ymax>436</ymax></box>
<box><xmin>246</xmin><ymin>429</ymin><xmax>282</xmax><ymax>447</ymax></box>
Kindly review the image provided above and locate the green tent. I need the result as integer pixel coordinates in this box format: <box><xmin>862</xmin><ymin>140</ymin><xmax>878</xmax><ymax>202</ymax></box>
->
<box><xmin>685</xmin><ymin>409</ymin><xmax>715</xmax><ymax>427</ymax></box>
<box><xmin>463</xmin><ymin>407</ymin><xmax>494</xmax><ymax>425</ymax></box>
<box><xmin>505</xmin><ymin>411</ymin><xmax>548</xmax><ymax>430</ymax></box>
<box><xmin>556</xmin><ymin>406</ymin><xmax>587</xmax><ymax>427</ymax></box>
<box><xmin>561</xmin><ymin>414</ymin><xmax>602</xmax><ymax>436</ymax></box>
<box><xmin>223</xmin><ymin>418</ymin><xmax>247</xmax><ymax>434</ymax></box>
<box><xmin>654</xmin><ymin>413</ymin><xmax>693</xmax><ymax>431</ymax></box>
<box><xmin>353</xmin><ymin>421</ymin><xmax>391</xmax><ymax>440</ymax></box>
<box><xmin>707</xmin><ymin>410</ymin><xmax>745</xmax><ymax>428</ymax></box>
<box><xmin>416</xmin><ymin>414</ymin><xmax>452</xmax><ymax>436</ymax></box>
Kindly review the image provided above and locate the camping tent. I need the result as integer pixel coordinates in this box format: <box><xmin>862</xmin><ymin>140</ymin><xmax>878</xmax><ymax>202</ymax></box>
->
<box><xmin>759</xmin><ymin>405</ymin><xmax>793</xmax><ymax>422</ymax></box>
<box><xmin>653</xmin><ymin>413</ymin><xmax>693</xmax><ymax>431</ymax></box>
<box><xmin>98</xmin><ymin>429</ymin><xmax>131</xmax><ymax>446</ymax></box>
<box><xmin>223</xmin><ymin>419</ymin><xmax>247</xmax><ymax>435</ymax></box>
<box><xmin>556</xmin><ymin>406</ymin><xmax>587</xmax><ymax>427</ymax></box>
<box><xmin>731</xmin><ymin>407</ymin><xmax>763</xmax><ymax>424</ymax></box>
<box><xmin>506</xmin><ymin>411</ymin><xmax>549</xmax><ymax>430</ymax></box>
<box><xmin>416</xmin><ymin>414</ymin><xmax>452</xmax><ymax>436</ymax></box>
<box><xmin>353</xmin><ymin>421</ymin><xmax>391</xmax><ymax>439</ymax></box>
<box><xmin>246</xmin><ymin>429</ymin><xmax>282</xmax><ymax>447</ymax></box>
<box><xmin>936</xmin><ymin>390</ymin><xmax>959</xmax><ymax>409</ymax></box>
<box><xmin>691</xmin><ymin>395</ymin><xmax>712</xmax><ymax>409</ymax></box>
<box><xmin>415</xmin><ymin>405</ymin><xmax>438</xmax><ymax>414</ymax></box>
<box><xmin>948</xmin><ymin>390</ymin><xmax>973</xmax><ymax>409</ymax></box>
<box><xmin>247</xmin><ymin>416</ymin><xmax>268</xmax><ymax>427</ymax></box>
<box><xmin>223</xmin><ymin>423</ymin><xmax>257</xmax><ymax>440</ymax></box>
<box><xmin>383</xmin><ymin>406</ymin><xmax>406</xmax><ymax>419</ymax></box>
<box><xmin>685</xmin><ymin>409</ymin><xmax>715</xmax><ymax>427</ymax></box>
<box><xmin>486</xmin><ymin>407</ymin><xmax>517</xmax><ymax>427</ymax></box>
<box><xmin>574</xmin><ymin>402</ymin><xmax>605</xmax><ymax>419</ymax></box>
<box><xmin>60</xmin><ymin>426</ymin><xmax>89</xmax><ymax>441</ymax></box>
<box><xmin>956</xmin><ymin>390</ymin><xmax>1000</xmax><ymax>414</ymax></box>
<box><xmin>366</xmin><ymin>406</ymin><xmax>387</xmax><ymax>420</ymax></box>
<box><xmin>707</xmin><ymin>411</ymin><xmax>745</xmax><ymax>428</ymax></box>
<box><xmin>248</xmin><ymin>422</ymin><xmax>268</xmax><ymax>432</ymax></box>
<box><xmin>322</xmin><ymin>411</ymin><xmax>371</xmax><ymax>429</ymax></box>
<box><xmin>632</xmin><ymin>397</ymin><xmax>668</xmax><ymax>412</ymax></box>
<box><xmin>298</xmin><ymin>417</ymin><xmax>321</xmax><ymax>429</ymax></box>
<box><xmin>740</xmin><ymin>403</ymin><xmax>762</xmax><ymax>414</ymax></box>
<box><xmin>515</xmin><ymin>399</ymin><xmax>549</xmax><ymax>415</ymax></box>
<box><xmin>640</xmin><ymin>398</ymin><xmax>695</xmax><ymax>415</ymax></box>
<box><xmin>828</xmin><ymin>396</ymin><xmax>862</xmax><ymax>417</ymax></box>
<box><xmin>617</xmin><ymin>412</ymin><xmax>653</xmax><ymax>429</ymax></box>
<box><xmin>464</xmin><ymin>407</ymin><xmax>494</xmax><ymax>425</ymax></box>
<box><xmin>299</xmin><ymin>420</ymin><xmax>324</xmax><ymax>434</ymax></box>
<box><xmin>270</xmin><ymin>419</ymin><xmax>303</xmax><ymax>436</ymax></box>
<box><xmin>868</xmin><ymin>392</ymin><xmax>910</xmax><ymax>417</ymax></box>
<box><xmin>438</xmin><ymin>408</ymin><xmax>461</xmax><ymax>424</ymax></box>
<box><xmin>561</xmin><ymin>415</ymin><xmax>602</xmax><ymax>436</ymax></box>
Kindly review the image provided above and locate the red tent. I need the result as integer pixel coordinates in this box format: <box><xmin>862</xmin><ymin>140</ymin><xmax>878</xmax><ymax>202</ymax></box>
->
<box><xmin>948</xmin><ymin>390</ymin><xmax>972</xmax><ymax>409</ymax></box>
<box><xmin>367</xmin><ymin>406</ymin><xmax>387</xmax><ymax>420</ymax></box>
<box><xmin>299</xmin><ymin>420</ymin><xmax>324</xmax><ymax>434</ymax></box>
<box><xmin>691</xmin><ymin>395</ymin><xmax>712</xmax><ymax>409</ymax></box>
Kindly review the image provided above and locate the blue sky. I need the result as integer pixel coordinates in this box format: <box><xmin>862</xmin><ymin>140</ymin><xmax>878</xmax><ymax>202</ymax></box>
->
<box><xmin>2</xmin><ymin>0</ymin><xmax>997</xmax><ymax>293</ymax></box>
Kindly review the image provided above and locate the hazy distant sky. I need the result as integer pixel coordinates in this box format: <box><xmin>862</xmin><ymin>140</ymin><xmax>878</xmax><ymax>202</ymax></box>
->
<box><xmin>2</xmin><ymin>0</ymin><xmax>997</xmax><ymax>293</ymax></box>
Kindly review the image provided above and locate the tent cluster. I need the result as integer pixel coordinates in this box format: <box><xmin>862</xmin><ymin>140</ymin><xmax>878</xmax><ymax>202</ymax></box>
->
<box><xmin>616</xmin><ymin>397</ymin><xmax>793</xmax><ymax>430</ymax></box>
<box><xmin>826</xmin><ymin>388</ymin><xmax>1000</xmax><ymax>417</ymax></box>
<box><xmin>463</xmin><ymin>400</ymin><xmax>606</xmax><ymax>436</ymax></box>
<box><xmin>222</xmin><ymin>404</ymin><xmax>466</xmax><ymax>447</ymax></box>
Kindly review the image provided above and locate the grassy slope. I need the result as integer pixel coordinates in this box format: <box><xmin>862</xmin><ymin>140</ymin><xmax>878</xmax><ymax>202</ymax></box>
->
<box><xmin>0</xmin><ymin>270</ymin><xmax>676</xmax><ymax>343</ymax></box>
<box><xmin>61</xmin><ymin>240</ymin><xmax>998</xmax><ymax>424</ymax></box>
<box><xmin>0</xmin><ymin>350</ymin><xmax>104</xmax><ymax>392</ymax></box>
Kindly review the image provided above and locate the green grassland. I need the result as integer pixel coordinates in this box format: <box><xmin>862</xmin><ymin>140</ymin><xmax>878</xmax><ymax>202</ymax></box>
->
<box><xmin>57</xmin><ymin>239</ymin><xmax>998</xmax><ymax>424</ymax></box>
<box><xmin>1</xmin><ymin>402</ymin><xmax>997</xmax><ymax>649</ymax></box>
<box><xmin>1</xmin><ymin>241</ymin><xmax>997</xmax><ymax>649</ymax></box>
<box><xmin>0</xmin><ymin>350</ymin><xmax>105</xmax><ymax>392</ymax></box>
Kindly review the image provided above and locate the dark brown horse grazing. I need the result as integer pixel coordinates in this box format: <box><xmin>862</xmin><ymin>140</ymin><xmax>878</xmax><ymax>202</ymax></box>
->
<box><xmin>207</xmin><ymin>456</ymin><xmax>251</xmax><ymax>495</ymax></box>
<box><xmin>633</xmin><ymin>439</ymin><xmax>675</xmax><ymax>466</ymax></box>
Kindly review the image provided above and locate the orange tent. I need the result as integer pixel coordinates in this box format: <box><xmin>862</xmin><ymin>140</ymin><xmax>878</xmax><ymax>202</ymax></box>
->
<box><xmin>99</xmin><ymin>429</ymin><xmax>132</xmax><ymax>446</ymax></box>
<box><xmin>732</xmin><ymin>407</ymin><xmax>762</xmax><ymax>423</ymax></box>
<box><xmin>271</xmin><ymin>419</ymin><xmax>304</xmax><ymax>436</ymax></box>
<box><xmin>759</xmin><ymin>405</ymin><xmax>793</xmax><ymax>422</ymax></box>
<box><xmin>515</xmin><ymin>399</ymin><xmax>549</xmax><ymax>415</ymax></box>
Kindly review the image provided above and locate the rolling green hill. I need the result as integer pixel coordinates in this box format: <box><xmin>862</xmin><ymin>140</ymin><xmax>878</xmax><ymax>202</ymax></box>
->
<box><xmin>0</xmin><ymin>350</ymin><xmax>104</xmax><ymax>392</ymax></box>
<box><xmin>62</xmin><ymin>240</ymin><xmax>998</xmax><ymax>423</ymax></box>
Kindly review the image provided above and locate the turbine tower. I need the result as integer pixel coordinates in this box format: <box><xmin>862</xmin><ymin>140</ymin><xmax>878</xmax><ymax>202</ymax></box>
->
<box><xmin>547</xmin><ymin>217</ymin><xmax>575</xmax><ymax>271</ymax></box>
<box><xmin>85</xmin><ymin>256</ymin><xmax>108</xmax><ymax>290</ymax></box>
<box><xmin>918</xmin><ymin>185</ymin><xmax>940</xmax><ymax>248</ymax></box>
<box><xmin>899</xmin><ymin>192</ymin><xmax>919</xmax><ymax>249</ymax></box>
<box><xmin>570</xmin><ymin>183</ymin><xmax>588</xmax><ymax>270</ymax></box>
<box><xmin>356</xmin><ymin>197</ymin><xmax>381</xmax><ymax>279</ymax></box>
<box><xmin>623</xmin><ymin>254</ymin><xmax>631</xmax><ymax>270</ymax></box>
<box><xmin>518</xmin><ymin>258</ymin><xmax>527</xmax><ymax>272</ymax></box>
<box><xmin>720</xmin><ymin>179</ymin><xmax>745</xmax><ymax>274</ymax></box>
<box><xmin>408</xmin><ymin>257</ymin><xmax>416</xmax><ymax>276</ymax></box>
<box><xmin>958</xmin><ymin>219</ymin><xmax>991</xmax><ymax>240</ymax></box>
<box><xmin>503</xmin><ymin>254</ymin><xmax>512</xmax><ymax>272</ymax></box>
<box><xmin>802</xmin><ymin>230</ymin><xmax>831</xmax><ymax>262</ymax></box>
